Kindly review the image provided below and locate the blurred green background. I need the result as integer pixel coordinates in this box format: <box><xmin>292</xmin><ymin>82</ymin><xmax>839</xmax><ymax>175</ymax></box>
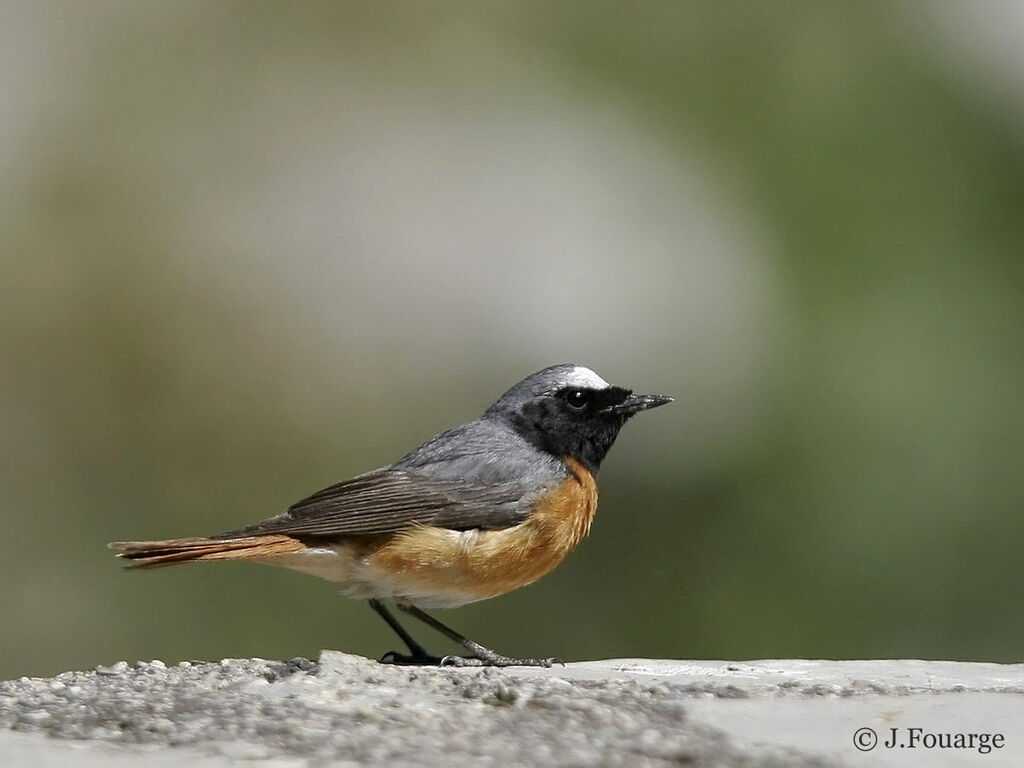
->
<box><xmin>3</xmin><ymin>2</ymin><xmax>1023</xmax><ymax>679</ymax></box>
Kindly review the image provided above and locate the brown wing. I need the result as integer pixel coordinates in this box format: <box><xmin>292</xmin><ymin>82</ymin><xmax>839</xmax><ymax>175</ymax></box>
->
<box><xmin>213</xmin><ymin>468</ymin><xmax>530</xmax><ymax>540</ymax></box>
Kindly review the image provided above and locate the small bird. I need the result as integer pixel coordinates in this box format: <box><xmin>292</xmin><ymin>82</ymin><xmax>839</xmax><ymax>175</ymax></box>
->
<box><xmin>110</xmin><ymin>364</ymin><xmax>672</xmax><ymax>667</ymax></box>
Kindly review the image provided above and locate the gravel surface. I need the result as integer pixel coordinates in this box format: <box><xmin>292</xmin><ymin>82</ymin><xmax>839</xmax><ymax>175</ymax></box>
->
<box><xmin>0</xmin><ymin>652</ymin><xmax>833</xmax><ymax>767</ymax></box>
<box><xmin>3</xmin><ymin>653</ymin><xmax>1023</xmax><ymax>767</ymax></box>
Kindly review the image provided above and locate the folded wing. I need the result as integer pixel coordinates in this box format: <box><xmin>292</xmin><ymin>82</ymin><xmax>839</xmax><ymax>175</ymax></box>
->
<box><xmin>214</xmin><ymin>468</ymin><xmax>531</xmax><ymax>539</ymax></box>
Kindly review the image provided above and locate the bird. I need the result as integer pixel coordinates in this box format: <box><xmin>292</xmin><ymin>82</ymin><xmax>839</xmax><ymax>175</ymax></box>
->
<box><xmin>110</xmin><ymin>364</ymin><xmax>672</xmax><ymax>667</ymax></box>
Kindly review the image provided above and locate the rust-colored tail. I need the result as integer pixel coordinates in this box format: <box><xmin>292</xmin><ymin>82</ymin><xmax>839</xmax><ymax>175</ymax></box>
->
<box><xmin>108</xmin><ymin>535</ymin><xmax>304</xmax><ymax>569</ymax></box>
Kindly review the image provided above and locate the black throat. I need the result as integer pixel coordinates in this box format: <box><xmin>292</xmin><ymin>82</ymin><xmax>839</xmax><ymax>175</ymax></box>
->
<box><xmin>500</xmin><ymin>404</ymin><xmax>631</xmax><ymax>477</ymax></box>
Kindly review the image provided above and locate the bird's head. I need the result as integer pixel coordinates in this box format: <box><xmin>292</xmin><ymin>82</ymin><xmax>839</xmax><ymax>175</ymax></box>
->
<box><xmin>484</xmin><ymin>364</ymin><xmax>672</xmax><ymax>475</ymax></box>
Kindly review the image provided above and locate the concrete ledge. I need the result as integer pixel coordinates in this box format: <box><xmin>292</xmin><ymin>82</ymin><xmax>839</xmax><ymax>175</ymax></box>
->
<box><xmin>2</xmin><ymin>654</ymin><xmax>1022</xmax><ymax>767</ymax></box>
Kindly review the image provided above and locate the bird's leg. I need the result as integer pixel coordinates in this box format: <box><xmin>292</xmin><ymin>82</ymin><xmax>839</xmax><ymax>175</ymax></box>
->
<box><xmin>397</xmin><ymin>604</ymin><xmax>562</xmax><ymax>668</ymax></box>
<box><xmin>369</xmin><ymin>599</ymin><xmax>443</xmax><ymax>665</ymax></box>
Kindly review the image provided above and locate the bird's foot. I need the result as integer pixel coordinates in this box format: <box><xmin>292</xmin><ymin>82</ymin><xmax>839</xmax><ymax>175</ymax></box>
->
<box><xmin>379</xmin><ymin>650</ymin><xmax>445</xmax><ymax>666</ymax></box>
<box><xmin>440</xmin><ymin>653</ymin><xmax>564</xmax><ymax>668</ymax></box>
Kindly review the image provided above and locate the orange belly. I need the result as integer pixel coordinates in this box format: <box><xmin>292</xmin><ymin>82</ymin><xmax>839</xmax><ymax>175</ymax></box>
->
<box><xmin>356</xmin><ymin>457</ymin><xmax>598</xmax><ymax>607</ymax></box>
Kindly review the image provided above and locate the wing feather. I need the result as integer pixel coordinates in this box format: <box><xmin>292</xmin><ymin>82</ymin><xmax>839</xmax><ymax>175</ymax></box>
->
<box><xmin>214</xmin><ymin>468</ymin><xmax>529</xmax><ymax>539</ymax></box>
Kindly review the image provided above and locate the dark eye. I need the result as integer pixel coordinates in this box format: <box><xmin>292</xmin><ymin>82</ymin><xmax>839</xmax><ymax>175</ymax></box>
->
<box><xmin>563</xmin><ymin>388</ymin><xmax>591</xmax><ymax>410</ymax></box>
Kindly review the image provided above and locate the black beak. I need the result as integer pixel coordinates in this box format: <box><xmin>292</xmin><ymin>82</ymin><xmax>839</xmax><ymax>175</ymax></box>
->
<box><xmin>602</xmin><ymin>392</ymin><xmax>673</xmax><ymax>416</ymax></box>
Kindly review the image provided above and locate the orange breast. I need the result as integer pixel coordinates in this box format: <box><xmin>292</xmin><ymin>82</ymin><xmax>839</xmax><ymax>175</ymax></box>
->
<box><xmin>363</xmin><ymin>457</ymin><xmax>598</xmax><ymax>606</ymax></box>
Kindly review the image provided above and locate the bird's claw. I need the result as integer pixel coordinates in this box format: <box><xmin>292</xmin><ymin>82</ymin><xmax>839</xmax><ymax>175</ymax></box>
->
<box><xmin>379</xmin><ymin>650</ymin><xmax>444</xmax><ymax>666</ymax></box>
<box><xmin>439</xmin><ymin>653</ymin><xmax>563</xmax><ymax>668</ymax></box>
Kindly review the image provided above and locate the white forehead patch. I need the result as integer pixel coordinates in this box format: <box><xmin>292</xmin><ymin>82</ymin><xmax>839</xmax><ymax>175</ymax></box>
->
<box><xmin>564</xmin><ymin>366</ymin><xmax>611</xmax><ymax>390</ymax></box>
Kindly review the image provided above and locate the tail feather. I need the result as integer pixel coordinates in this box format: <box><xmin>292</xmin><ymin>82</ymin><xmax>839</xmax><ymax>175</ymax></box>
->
<box><xmin>108</xmin><ymin>535</ymin><xmax>304</xmax><ymax>569</ymax></box>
